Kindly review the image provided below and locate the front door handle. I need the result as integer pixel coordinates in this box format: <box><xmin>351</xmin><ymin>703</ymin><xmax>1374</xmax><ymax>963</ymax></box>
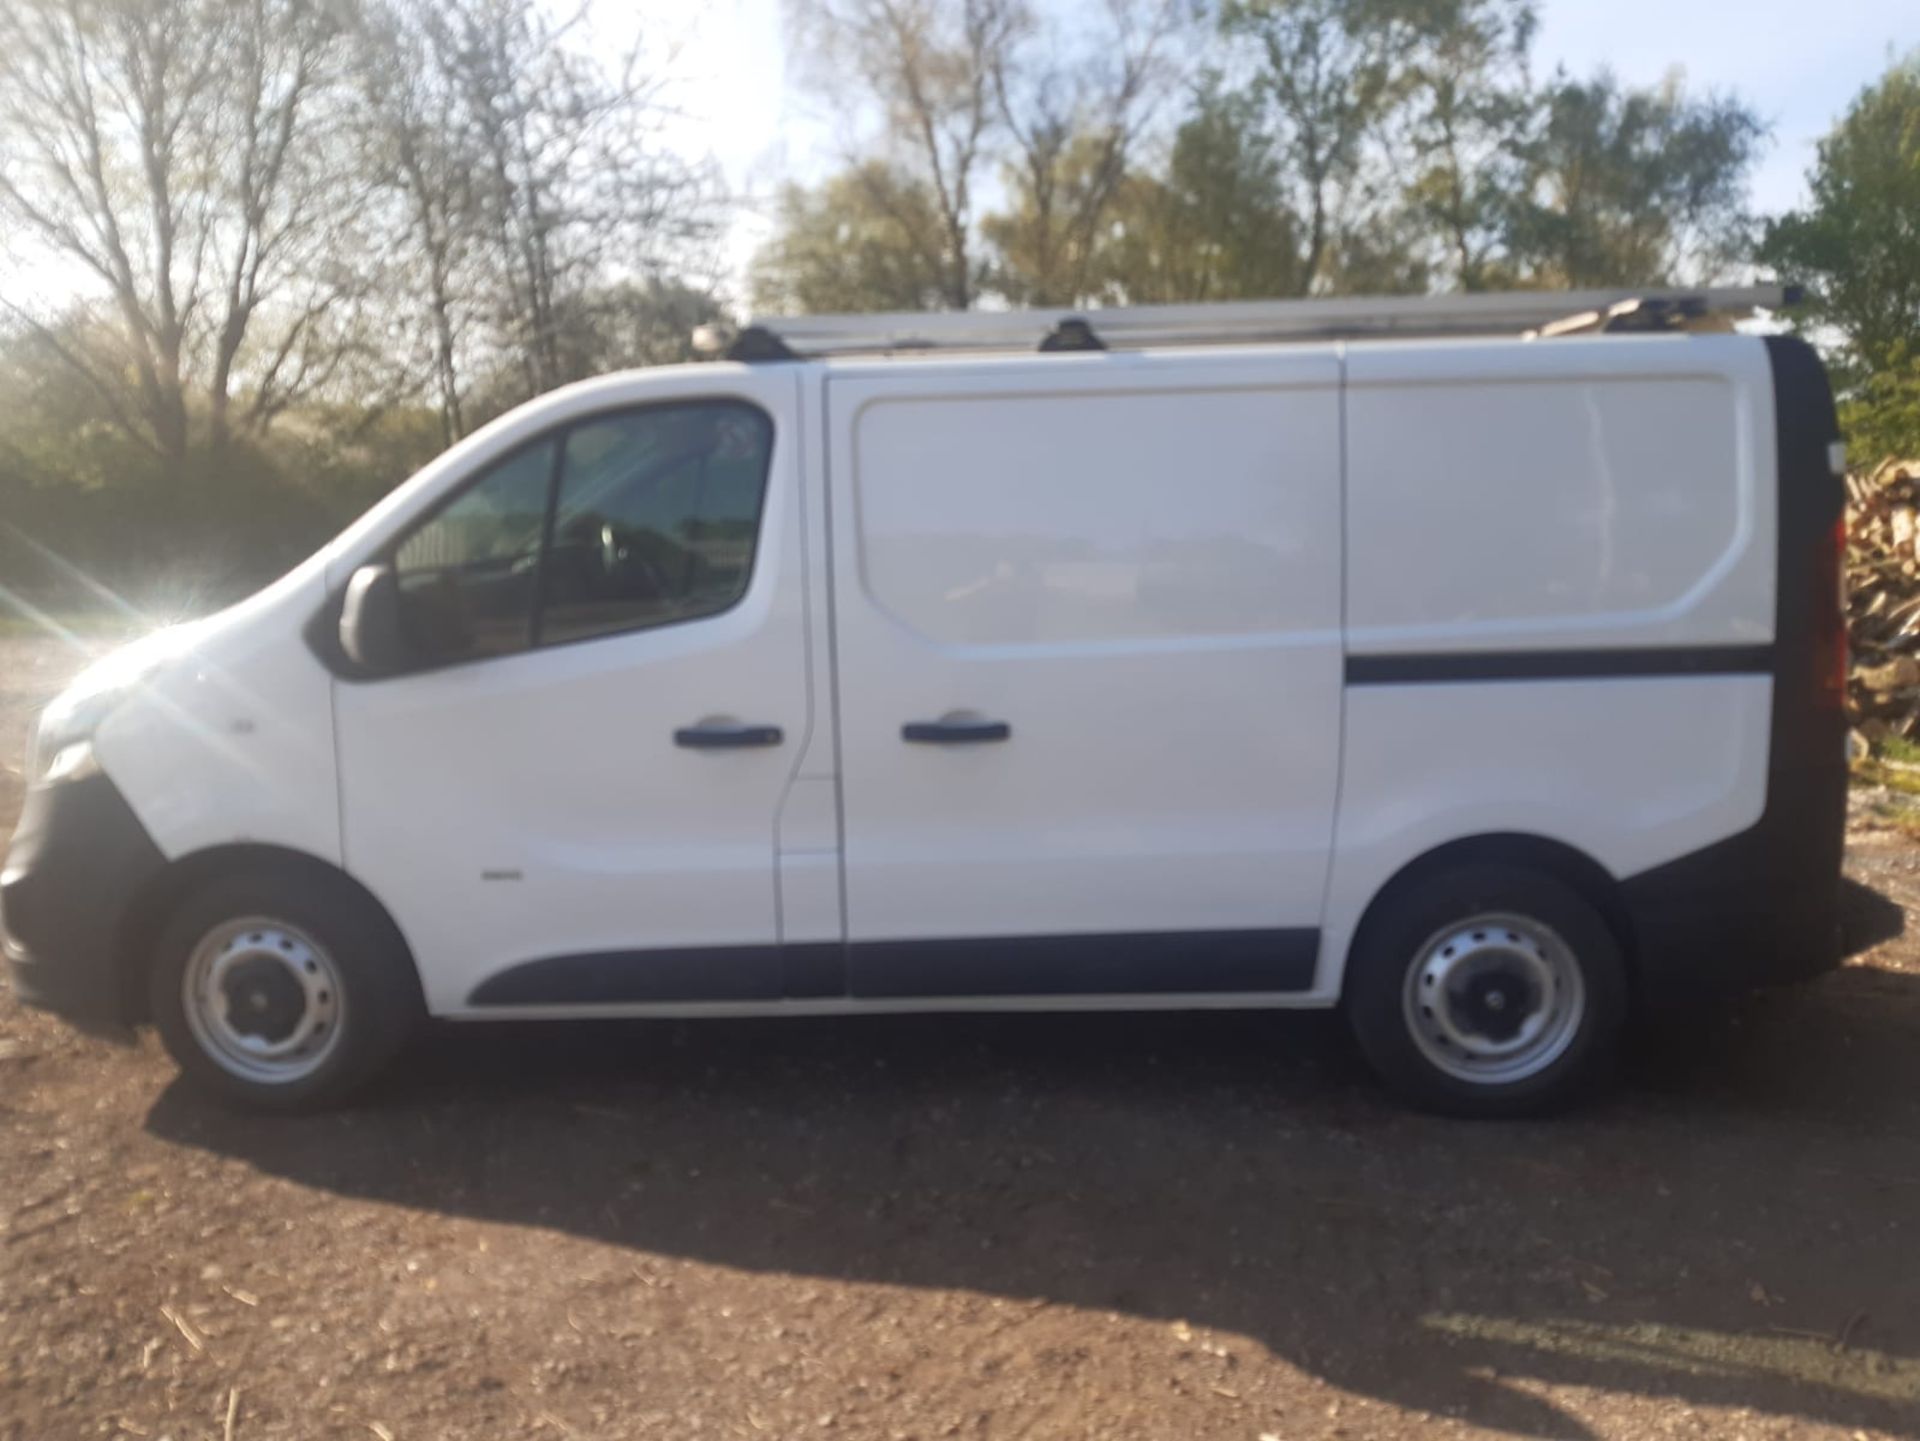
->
<box><xmin>675</xmin><ymin>721</ymin><xmax>784</xmax><ymax>749</ymax></box>
<box><xmin>902</xmin><ymin>716</ymin><xmax>1011</xmax><ymax>744</ymax></box>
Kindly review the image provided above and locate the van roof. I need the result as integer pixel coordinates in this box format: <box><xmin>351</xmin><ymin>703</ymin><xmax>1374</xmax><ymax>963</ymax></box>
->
<box><xmin>709</xmin><ymin>286</ymin><xmax>1799</xmax><ymax>364</ymax></box>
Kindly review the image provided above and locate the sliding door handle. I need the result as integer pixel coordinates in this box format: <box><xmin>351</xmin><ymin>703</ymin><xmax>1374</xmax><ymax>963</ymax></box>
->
<box><xmin>675</xmin><ymin>721</ymin><xmax>784</xmax><ymax>749</ymax></box>
<box><xmin>902</xmin><ymin>716</ymin><xmax>1011</xmax><ymax>744</ymax></box>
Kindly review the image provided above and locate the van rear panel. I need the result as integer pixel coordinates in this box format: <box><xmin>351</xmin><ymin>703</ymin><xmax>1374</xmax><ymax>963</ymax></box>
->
<box><xmin>1325</xmin><ymin>333</ymin><xmax>1846</xmax><ymax>1000</ymax></box>
<box><xmin>1344</xmin><ymin>335</ymin><xmax>1777</xmax><ymax>656</ymax></box>
<box><xmin>1615</xmin><ymin>337</ymin><xmax>1847</xmax><ymax>997</ymax></box>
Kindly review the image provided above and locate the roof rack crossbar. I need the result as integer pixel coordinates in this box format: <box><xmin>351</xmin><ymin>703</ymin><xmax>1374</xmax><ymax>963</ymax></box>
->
<box><xmin>726</xmin><ymin>285</ymin><xmax>1799</xmax><ymax>360</ymax></box>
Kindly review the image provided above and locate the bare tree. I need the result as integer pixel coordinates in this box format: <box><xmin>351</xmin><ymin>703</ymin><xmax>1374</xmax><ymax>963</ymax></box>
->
<box><xmin>357</xmin><ymin>0</ymin><xmax>722</xmax><ymax>431</ymax></box>
<box><xmin>985</xmin><ymin>0</ymin><xmax>1191</xmax><ymax>305</ymax></box>
<box><xmin>449</xmin><ymin>0</ymin><xmax>721</xmax><ymax>400</ymax></box>
<box><xmin>353</xmin><ymin>1</ymin><xmax>486</xmax><ymax>444</ymax></box>
<box><xmin>786</xmin><ymin>0</ymin><xmax>1028</xmax><ymax>309</ymax></box>
<box><xmin>0</xmin><ymin>0</ymin><xmax>364</xmax><ymax>479</ymax></box>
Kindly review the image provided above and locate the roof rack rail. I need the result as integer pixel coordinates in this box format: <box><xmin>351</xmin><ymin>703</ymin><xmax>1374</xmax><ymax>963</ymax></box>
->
<box><xmin>712</xmin><ymin>285</ymin><xmax>1800</xmax><ymax>361</ymax></box>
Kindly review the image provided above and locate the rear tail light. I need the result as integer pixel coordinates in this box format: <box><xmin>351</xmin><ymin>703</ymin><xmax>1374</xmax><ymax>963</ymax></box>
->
<box><xmin>1813</xmin><ymin>514</ymin><xmax>1848</xmax><ymax>711</ymax></box>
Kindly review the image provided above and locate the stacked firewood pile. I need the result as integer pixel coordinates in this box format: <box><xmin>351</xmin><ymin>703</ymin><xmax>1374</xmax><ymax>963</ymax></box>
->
<box><xmin>1848</xmin><ymin>461</ymin><xmax>1920</xmax><ymax>744</ymax></box>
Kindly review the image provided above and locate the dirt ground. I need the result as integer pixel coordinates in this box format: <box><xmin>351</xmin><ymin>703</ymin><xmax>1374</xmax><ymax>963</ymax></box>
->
<box><xmin>3</xmin><ymin>629</ymin><xmax>1919</xmax><ymax>1441</ymax></box>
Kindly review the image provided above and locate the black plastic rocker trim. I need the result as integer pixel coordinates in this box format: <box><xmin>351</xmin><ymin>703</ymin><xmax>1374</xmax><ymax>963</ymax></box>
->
<box><xmin>845</xmin><ymin>928</ymin><xmax>1316</xmax><ymax>998</ymax></box>
<box><xmin>467</xmin><ymin>929</ymin><xmax>1319</xmax><ymax>1007</ymax></box>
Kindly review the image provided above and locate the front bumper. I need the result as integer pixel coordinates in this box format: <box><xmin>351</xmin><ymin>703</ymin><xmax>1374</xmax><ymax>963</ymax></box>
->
<box><xmin>1</xmin><ymin>771</ymin><xmax>166</xmax><ymax>1029</ymax></box>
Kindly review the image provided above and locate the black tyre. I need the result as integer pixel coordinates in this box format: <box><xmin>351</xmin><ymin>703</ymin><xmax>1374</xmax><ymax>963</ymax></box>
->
<box><xmin>149</xmin><ymin>866</ymin><xmax>422</xmax><ymax>1112</ymax></box>
<box><xmin>1344</xmin><ymin>862</ymin><xmax>1627</xmax><ymax>1118</ymax></box>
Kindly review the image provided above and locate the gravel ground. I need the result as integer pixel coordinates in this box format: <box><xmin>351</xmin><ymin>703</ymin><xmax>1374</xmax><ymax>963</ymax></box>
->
<box><xmin>2</xmin><ymin>628</ymin><xmax>1919</xmax><ymax>1441</ymax></box>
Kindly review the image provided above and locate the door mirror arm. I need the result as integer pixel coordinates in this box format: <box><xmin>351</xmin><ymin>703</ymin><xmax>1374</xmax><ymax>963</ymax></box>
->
<box><xmin>339</xmin><ymin>563</ymin><xmax>411</xmax><ymax>674</ymax></box>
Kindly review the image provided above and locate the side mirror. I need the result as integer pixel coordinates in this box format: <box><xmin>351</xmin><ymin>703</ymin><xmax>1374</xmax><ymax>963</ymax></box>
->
<box><xmin>339</xmin><ymin>563</ymin><xmax>409</xmax><ymax>673</ymax></box>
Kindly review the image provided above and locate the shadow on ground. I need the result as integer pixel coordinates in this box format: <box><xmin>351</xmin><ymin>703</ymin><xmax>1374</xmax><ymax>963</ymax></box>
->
<box><xmin>146</xmin><ymin>885</ymin><xmax>1920</xmax><ymax>1439</ymax></box>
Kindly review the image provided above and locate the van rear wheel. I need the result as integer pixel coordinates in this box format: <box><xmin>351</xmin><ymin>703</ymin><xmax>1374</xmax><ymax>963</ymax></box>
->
<box><xmin>149</xmin><ymin>867</ymin><xmax>421</xmax><ymax>1112</ymax></box>
<box><xmin>1345</xmin><ymin>863</ymin><xmax>1626</xmax><ymax>1117</ymax></box>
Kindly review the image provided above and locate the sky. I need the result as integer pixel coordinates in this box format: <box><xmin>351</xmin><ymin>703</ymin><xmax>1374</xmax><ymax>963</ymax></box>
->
<box><xmin>643</xmin><ymin>0</ymin><xmax>1918</xmax><ymax>302</ymax></box>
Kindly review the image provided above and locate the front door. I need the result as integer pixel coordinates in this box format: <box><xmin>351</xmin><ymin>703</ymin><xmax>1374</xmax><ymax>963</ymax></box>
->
<box><xmin>826</xmin><ymin>351</ymin><xmax>1345</xmax><ymax>998</ymax></box>
<box><xmin>334</xmin><ymin>370</ymin><xmax>812</xmax><ymax>1013</ymax></box>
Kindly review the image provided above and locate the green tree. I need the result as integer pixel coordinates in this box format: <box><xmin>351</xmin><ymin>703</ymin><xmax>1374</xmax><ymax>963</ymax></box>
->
<box><xmin>1505</xmin><ymin>71</ymin><xmax>1763</xmax><ymax>287</ymax></box>
<box><xmin>983</xmin><ymin>131</ymin><xmax>1132</xmax><ymax>305</ymax></box>
<box><xmin>1214</xmin><ymin>0</ymin><xmax>1537</xmax><ymax>297</ymax></box>
<box><xmin>1220</xmin><ymin>0</ymin><xmax>1420</xmax><ymax>295</ymax></box>
<box><xmin>1399</xmin><ymin>0</ymin><xmax>1536</xmax><ymax>290</ymax></box>
<box><xmin>1762</xmin><ymin>56</ymin><xmax>1920</xmax><ymax>468</ymax></box>
<box><xmin>751</xmin><ymin>164</ymin><xmax>955</xmax><ymax>314</ymax></box>
<box><xmin>1838</xmin><ymin>352</ymin><xmax>1920</xmax><ymax>473</ymax></box>
<box><xmin>1096</xmin><ymin>84</ymin><xmax>1310</xmax><ymax>303</ymax></box>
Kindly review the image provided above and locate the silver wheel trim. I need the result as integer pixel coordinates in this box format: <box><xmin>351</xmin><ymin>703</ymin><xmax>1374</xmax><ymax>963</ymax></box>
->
<box><xmin>180</xmin><ymin>916</ymin><xmax>346</xmax><ymax>1085</ymax></box>
<box><xmin>1401</xmin><ymin>911</ymin><xmax>1587</xmax><ymax>1086</ymax></box>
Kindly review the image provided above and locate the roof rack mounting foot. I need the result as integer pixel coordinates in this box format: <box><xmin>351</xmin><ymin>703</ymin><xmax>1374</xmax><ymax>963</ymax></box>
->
<box><xmin>726</xmin><ymin>325</ymin><xmax>799</xmax><ymax>363</ymax></box>
<box><xmin>1039</xmin><ymin>317</ymin><xmax>1105</xmax><ymax>353</ymax></box>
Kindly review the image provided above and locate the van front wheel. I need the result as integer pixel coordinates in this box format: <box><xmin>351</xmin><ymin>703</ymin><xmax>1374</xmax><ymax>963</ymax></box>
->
<box><xmin>149</xmin><ymin>867</ymin><xmax>421</xmax><ymax>1111</ymax></box>
<box><xmin>1344</xmin><ymin>863</ymin><xmax>1627</xmax><ymax>1117</ymax></box>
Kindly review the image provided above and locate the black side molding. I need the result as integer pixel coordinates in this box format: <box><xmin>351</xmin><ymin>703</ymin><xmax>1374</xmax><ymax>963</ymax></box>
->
<box><xmin>1346</xmin><ymin>645</ymin><xmax>1775</xmax><ymax>686</ymax></box>
<box><xmin>468</xmin><ymin>929</ymin><xmax>1319</xmax><ymax>1006</ymax></box>
<box><xmin>470</xmin><ymin>946</ymin><xmax>785</xmax><ymax>1005</ymax></box>
<box><xmin>851</xmin><ymin>928</ymin><xmax>1317</xmax><ymax>999</ymax></box>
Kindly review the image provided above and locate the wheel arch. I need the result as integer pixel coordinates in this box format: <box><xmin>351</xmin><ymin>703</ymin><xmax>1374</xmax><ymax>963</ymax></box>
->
<box><xmin>115</xmin><ymin>843</ymin><xmax>420</xmax><ymax>1024</ymax></box>
<box><xmin>1337</xmin><ymin>833</ymin><xmax>1636</xmax><ymax>1006</ymax></box>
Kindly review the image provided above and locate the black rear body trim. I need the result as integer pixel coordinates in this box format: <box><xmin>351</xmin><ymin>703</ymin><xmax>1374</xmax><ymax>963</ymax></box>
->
<box><xmin>467</xmin><ymin>929</ymin><xmax>1319</xmax><ymax>1007</ymax></box>
<box><xmin>1347</xmin><ymin>645</ymin><xmax>1774</xmax><ymax>685</ymax></box>
<box><xmin>1617</xmin><ymin>335</ymin><xmax>1848</xmax><ymax>999</ymax></box>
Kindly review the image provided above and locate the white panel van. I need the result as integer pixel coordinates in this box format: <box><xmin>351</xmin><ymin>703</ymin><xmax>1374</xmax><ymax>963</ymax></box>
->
<box><xmin>1</xmin><ymin>292</ymin><xmax>1849</xmax><ymax>1117</ymax></box>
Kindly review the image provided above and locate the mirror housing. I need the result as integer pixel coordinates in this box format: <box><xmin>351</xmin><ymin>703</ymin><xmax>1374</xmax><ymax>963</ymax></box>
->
<box><xmin>339</xmin><ymin>563</ymin><xmax>409</xmax><ymax>673</ymax></box>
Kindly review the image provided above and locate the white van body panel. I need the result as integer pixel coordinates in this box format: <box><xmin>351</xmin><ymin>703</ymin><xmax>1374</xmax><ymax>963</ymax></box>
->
<box><xmin>823</xmin><ymin>350</ymin><xmax>1343</xmax><ymax>992</ymax></box>
<box><xmin>327</xmin><ymin>366</ymin><xmax>815</xmax><ymax>1014</ymax></box>
<box><xmin>1315</xmin><ymin>335</ymin><xmax>1782</xmax><ymax>997</ymax></box>
<box><xmin>1344</xmin><ymin>335</ymin><xmax>1776</xmax><ymax>655</ymax></box>
<box><xmin>774</xmin><ymin>367</ymin><xmax>842</xmax><ymax>949</ymax></box>
<box><xmin>1315</xmin><ymin>675</ymin><xmax>1773</xmax><ymax>997</ymax></box>
<box><xmin>94</xmin><ymin>561</ymin><xmax>342</xmax><ymax>865</ymax></box>
<box><xmin>60</xmin><ymin>334</ymin><xmax>1801</xmax><ymax>1020</ymax></box>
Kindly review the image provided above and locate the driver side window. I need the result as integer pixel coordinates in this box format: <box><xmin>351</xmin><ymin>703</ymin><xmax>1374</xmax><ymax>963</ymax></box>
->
<box><xmin>540</xmin><ymin>403</ymin><xmax>773</xmax><ymax>647</ymax></box>
<box><xmin>386</xmin><ymin>400</ymin><xmax>773</xmax><ymax>669</ymax></box>
<box><xmin>393</xmin><ymin>438</ymin><xmax>555</xmax><ymax>662</ymax></box>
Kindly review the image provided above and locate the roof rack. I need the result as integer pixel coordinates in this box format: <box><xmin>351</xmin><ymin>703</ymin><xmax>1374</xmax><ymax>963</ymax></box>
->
<box><xmin>709</xmin><ymin>284</ymin><xmax>1800</xmax><ymax>362</ymax></box>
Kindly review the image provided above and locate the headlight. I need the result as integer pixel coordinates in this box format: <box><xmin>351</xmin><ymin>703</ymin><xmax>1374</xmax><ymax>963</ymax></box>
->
<box><xmin>26</xmin><ymin>629</ymin><xmax>193</xmax><ymax>786</ymax></box>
